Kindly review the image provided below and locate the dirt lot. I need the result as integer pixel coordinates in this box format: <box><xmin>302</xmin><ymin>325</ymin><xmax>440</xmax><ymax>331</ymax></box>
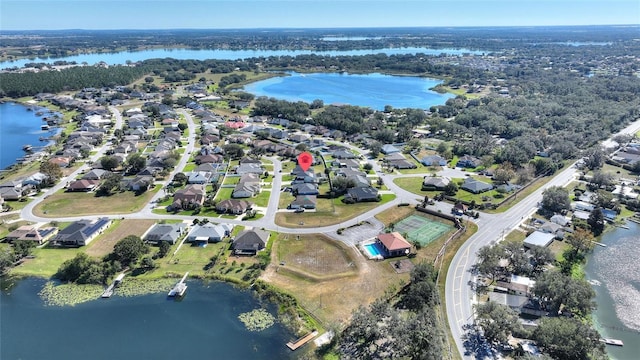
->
<box><xmin>262</xmin><ymin>233</ymin><xmax>410</xmax><ymax>328</ymax></box>
<box><xmin>85</xmin><ymin>219</ymin><xmax>156</xmax><ymax>257</ymax></box>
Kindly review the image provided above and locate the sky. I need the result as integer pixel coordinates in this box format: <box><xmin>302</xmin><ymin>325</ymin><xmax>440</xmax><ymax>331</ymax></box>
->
<box><xmin>1</xmin><ymin>0</ymin><xmax>639</xmax><ymax>31</ymax></box>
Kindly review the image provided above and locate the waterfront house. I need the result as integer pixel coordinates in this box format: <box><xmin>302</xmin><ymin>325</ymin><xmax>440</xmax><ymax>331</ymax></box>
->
<box><xmin>5</xmin><ymin>225</ymin><xmax>58</xmax><ymax>245</ymax></box>
<box><xmin>232</xmin><ymin>229</ymin><xmax>270</xmax><ymax>255</ymax></box>
<box><xmin>376</xmin><ymin>232</ymin><xmax>412</xmax><ymax>257</ymax></box>
<box><xmin>22</xmin><ymin>172</ymin><xmax>48</xmax><ymax>187</ymax></box>
<box><xmin>523</xmin><ymin>231</ymin><xmax>554</xmax><ymax>249</ymax></box>
<box><xmin>187</xmin><ymin>223</ymin><xmax>233</xmax><ymax>243</ymax></box>
<box><xmin>50</xmin><ymin>217</ymin><xmax>112</xmax><ymax>246</ymax></box>
<box><xmin>143</xmin><ymin>223</ymin><xmax>187</xmax><ymax>245</ymax></box>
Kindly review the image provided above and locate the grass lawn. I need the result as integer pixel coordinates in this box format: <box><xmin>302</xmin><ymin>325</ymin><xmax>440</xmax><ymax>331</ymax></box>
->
<box><xmin>85</xmin><ymin>219</ymin><xmax>156</xmax><ymax>257</ymax></box>
<box><xmin>33</xmin><ymin>186</ymin><xmax>160</xmax><ymax>217</ymax></box>
<box><xmin>275</xmin><ymin>194</ymin><xmax>396</xmax><ymax>228</ymax></box>
<box><xmin>393</xmin><ymin>177</ymin><xmax>440</xmax><ymax>198</ymax></box>
<box><xmin>182</xmin><ymin>163</ymin><xmax>196</xmax><ymax>172</ymax></box>
<box><xmin>253</xmin><ymin>190</ymin><xmax>271</xmax><ymax>207</ymax></box>
<box><xmin>11</xmin><ymin>247</ymin><xmax>83</xmax><ymax>278</ymax></box>
<box><xmin>223</xmin><ymin>176</ymin><xmax>240</xmax><ymax>185</ymax></box>
<box><xmin>213</xmin><ymin>187</ymin><xmax>233</xmax><ymax>201</ymax></box>
<box><xmin>374</xmin><ymin>206</ymin><xmax>420</xmax><ymax>226</ymax></box>
<box><xmin>262</xmin><ymin>232</ymin><xmax>409</xmax><ymax>328</ymax></box>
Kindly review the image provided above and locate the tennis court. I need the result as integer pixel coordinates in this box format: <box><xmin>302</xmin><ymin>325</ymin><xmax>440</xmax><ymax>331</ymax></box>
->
<box><xmin>394</xmin><ymin>215</ymin><xmax>453</xmax><ymax>246</ymax></box>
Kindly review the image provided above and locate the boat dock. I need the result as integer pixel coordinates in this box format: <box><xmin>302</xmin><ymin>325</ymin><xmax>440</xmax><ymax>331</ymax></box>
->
<box><xmin>101</xmin><ymin>273</ymin><xmax>126</xmax><ymax>298</ymax></box>
<box><xmin>168</xmin><ymin>272</ymin><xmax>189</xmax><ymax>297</ymax></box>
<box><xmin>286</xmin><ymin>330</ymin><xmax>318</xmax><ymax>351</ymax></box>
<box><xmin>601</xmin><ymin>338</ymin><xmax>624</xmax><ymax>346</ymax></box>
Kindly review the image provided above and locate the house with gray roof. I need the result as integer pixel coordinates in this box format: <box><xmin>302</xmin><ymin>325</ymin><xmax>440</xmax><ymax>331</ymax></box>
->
<box><xmin>143</xmin><ymin>223</ymin><xmax>187</xmax><ymax>245</ymax></box>
<box><xmin>345</xmin><ymin>186</ymin><xmax>380</xmax><ymax>203</ymax></box>
<box><xmin>186</xmin><ymin>223</ymin><xmax>233</xmax><ymax>243</ymax></box>
<box><xmin>422</xmin><ymin>176</ymin><xmax>450</xmax><ymax>190</ymax></box>
<box><xmin>523</xmin><ymin>231</ymin><xmax>555</xmax><ymax>249</ymax></box>
<box><xmin>232</xmin><ymin>173</ymin><xmax>261</xmax><ymax>198</ymax></box>
<box><xmin>232</xmin><ymin>229</ymin><xmax>270</xmax><ymax>255</ymax></box>
<box><xmin>50</xmin><ymin>217</ymin><xmax>112</xmax><ymax>246</ymax></box>
<box><xmin>461</xmin><ymin>178</ymin><xmax>493</xmax><ymax>194</ymax></box>
<box><xmin>215</xmin><ymin>199</ymin><xmax>253</xmax><ymax>214</ymax></box>
<box><xmin>420</xmin><ymin>155</ymin><xmax>447</xmax><ymax>167</ymax></box>
<box><xmin>381</xmin><ymin>144</ymin><xmax>401</xmax><ymax>155</ymax></box>
<box><xmin>289</xmin><ymin>195</ymin><xmax>317</xmax><ymax>209</ymax></box>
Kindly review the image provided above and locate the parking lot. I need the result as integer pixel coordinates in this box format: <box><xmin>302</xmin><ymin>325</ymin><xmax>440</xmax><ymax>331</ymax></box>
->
<box><xmin>325</xmin><ymin>217</ymin><xmax>385</xmax><ymax>247</ymax></box>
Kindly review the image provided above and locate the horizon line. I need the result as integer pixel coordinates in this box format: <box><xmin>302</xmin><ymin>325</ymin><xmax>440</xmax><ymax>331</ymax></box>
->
<box><xmin>1</xmin><ymin>24</ymin><xmax>639</xmax><ymax>32</ymax></box>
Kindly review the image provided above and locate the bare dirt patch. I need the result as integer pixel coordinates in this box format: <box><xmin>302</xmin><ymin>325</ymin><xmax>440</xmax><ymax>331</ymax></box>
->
<box><xmin>86</xmin><ymin>219</ymin><xmax>156</xmax><ymax>257</ymax></box>
<box><xmin>262</xmin><ymin>233</ymin><xmax>410</xmax><ymax>328</ymax></box>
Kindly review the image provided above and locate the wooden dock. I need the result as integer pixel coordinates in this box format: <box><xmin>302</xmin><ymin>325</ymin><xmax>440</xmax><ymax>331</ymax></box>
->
<box><xmin>601</xmin><ymin>338</ymin><xmax>624</xmax><ymax>346</ymax></box>
<box><xmin>286</xmin><ymin>330</ymin><xmax>318</xmax><ymax>351</ymax></box>
<box><xmin>168</xmin><ymin>272</ymin><xmax>189</xmax><ymax>297</ymax></box>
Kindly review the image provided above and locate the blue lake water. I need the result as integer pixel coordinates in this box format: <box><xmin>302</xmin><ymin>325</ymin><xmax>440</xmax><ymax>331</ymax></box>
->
<box><xmin>0</xmin><ymin>102</ymin><xmax>60</xmax><ymax>169</ymax></box>
<box><xmin>585</xmin><ymin>221</ymin><xmax>640</xmax><ymax>360</ymax></box>
<box><xmin>0</xmin><ymin>278</ymin><xmax>295</xmax><ymax>360</ymax></box>
<box><xmin>0</xmin><ymin>47</ymin><xmax>484</xmax><ymax>70</ymax></box>
<box><xmin>243</xmin><ymin>72</ymin><xmax>453</xmax><ymax>110</ymax></box>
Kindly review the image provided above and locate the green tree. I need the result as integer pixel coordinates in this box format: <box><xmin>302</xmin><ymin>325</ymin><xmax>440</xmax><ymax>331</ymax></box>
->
<box><xmin>0</xmin><ymin>248</ymin><xmax>15</xmax><ymax>273</ymax></box>
<box><xmin>331</xmin><ymin>176</ymin><xmax>356</xmax><ymax>195</ymax></box>
<box><xmin>222</xmin><ymin>144</ymin><xmax>244</xmax><ymax>160</ymax></box>
<box><xmin>157</xmin><ymin>241</ymin><xmax>171</xmax><ymax>258</ymax></box>
<box><xmin>100</xmin><ymin>155</ymin><xmax>120</xmax><ymax>171</ymax></box>
<box><xmin>126</xmin><ymin>152</ymin><xmax>146</xmax><ymax>175</ymax></box>
<box><xmin>144</xmin><ymin>76</ymin><xmax>154</xmax><ymax>83</ymax></box>
<box><xmin>172</xmin><ymin>172</ymin><xmax>188</xmax><ymax>186</ymax></box>
<box><xmin>534</xmin><ymin>317</ymin><xmax>605</xmax><ymax>360</ymax></box>
<box><xmin>475</xmin><ymin>301</ymin><xmax>522</xmax><ymax>345</ymax></box>
<box><xmin>475</xmin><ymin>245</ymin><xmax>503</xmax><ymax>283</ymax></box>
<box><xmin>40</xmin><ymin>160</ymin><xmax>63</xmax><ymax>185</ymax></box>
<box><xmin>368</xmin><ymin>141</ymin><xmax>383</xmax><ymax>158</ymax></box>
<box><xmin>541</xmin><ymin>186</ymin><xmax>571</xmax><ymax>214</ymax></box>
<box><xmin>97</xmin><ymin>172</ymin><xmax>123</xmax><ymax>196</ymax></box>
<box><xmin>529</xmin><ymin>245</ymin><xmax>554</xmax><ymax>275</ymax></box>
<box><xmin>587</xmin><ymin>208</ymin><xmax>605</xmax><ymax>236</ymax></box>
<box><xmin>443</xmin><ymin>181</ymin><xmax>458</xmax><ymax>196</ymax></box>
<box><xmin>532</xmin><ymin>270</ymin><xmax>595</xmax><ymax>317</ymax></box>
<box><xmin>13</xmin><ymin>241</ymin><xmax>35</xmax><ymax>260</ymax></box>
<box><xmin>112</xmin><ymin>235</ymin><xmax>148</xmax><ymax>268</ymax></box>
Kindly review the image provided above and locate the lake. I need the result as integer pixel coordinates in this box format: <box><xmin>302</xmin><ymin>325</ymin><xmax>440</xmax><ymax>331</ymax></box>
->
<box><xmin>242</xmin><ymin>72</ymin><xmax>454</xmax><ymax>110</ymax></box>
<box><xmin>585</xmin><ymin>220</ymin><xmax>640</xmax><ymax>360</ymax></box>
<box><xmin>0</xmin><ymin>278</ymin><xmax>295</xmax><ymax>360</ymax></box>
<box><xmin>0</xmin><ymin>47</ymin><xmax>484</xmax><ymax>70</ymax></box>
<box><xmin>0</xmin><ymin>102</ymin><xmax>60</xmax><ymax>169</ymax></box>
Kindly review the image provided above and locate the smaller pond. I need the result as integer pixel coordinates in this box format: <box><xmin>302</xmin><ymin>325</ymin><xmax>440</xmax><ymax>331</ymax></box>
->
<box><xmin>242</xmin><ymin>72</ymin><xmax>454</xmax><ymax>110</ymax></box>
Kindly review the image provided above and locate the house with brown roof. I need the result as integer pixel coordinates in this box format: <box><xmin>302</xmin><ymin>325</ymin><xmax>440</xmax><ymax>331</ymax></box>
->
<box><xmin>376</xmin><ymin>232</ymin><xmax>412</xmax><ymax>257</ymax></box>
<box><xmin>67</xmin><ymin>179</ymin><xmax>100</xmax><ymax>192</ymax></box>
<box><xmin>215</xmin><ymin>199</ymin><xmax>253</xmax><ymax>214</ymax></box>
<box><xmin>5</xmin><ymin>225</ymin><xmax>58</xmax><ymax>245</ymax></box>
<box><xmin>172</xmin><ymin>184</ymin><xmax>206</xmax><ymax>209</ymax></box>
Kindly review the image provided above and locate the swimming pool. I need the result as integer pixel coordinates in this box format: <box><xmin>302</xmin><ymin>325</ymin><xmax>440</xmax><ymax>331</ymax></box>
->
<box><xmin>364</xmin><ymin>243</ymin><xmax>384</xmax><ymax>258</ymax></box>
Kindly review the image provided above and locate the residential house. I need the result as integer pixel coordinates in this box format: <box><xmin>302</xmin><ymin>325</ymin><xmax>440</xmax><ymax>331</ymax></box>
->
<box><xmin>376</xmin><ymin>232</ymin><xmax>412</xmax><ymax>257</ymax></box>
<box><xmin>187</xmin><ymin>223</ymin><xmax>233</xmax><ymax>243</ymax></box>
<box><xmin>143</xmin><ymin>223</ymin><xmax>187</xmax><ymax>245</ymax></box>
<box><xmin>289</xmin><ymin>195</ymin><xmax>317</xmax><ymax>210</ymax></box>
<box><xmin>172</xmin><ymin>184</ymin><xmax>206</xmax><ymax>209</ymax></box>
<box><xmin>332</xmin><ymin>149</ymin><xmax>357</xmax><ymax>159</ymax></box>
<box><xmin>232</xmin><ymin>173</ymin><xmax>261</xmax><ymax>198</ymax></box>
<box><xmin>523</xmin><ymin>231</ymin><xmax>555</xmax><ymax>249</ymax></box>
<box><xmin>50</xmin><ymin>217</ymin><xmax>112</xmax><ymax>246</ymax></box>
<box><xmin>460</xmin><ymin>178</ymin><xmax>493</xmax><ymax>194</ymax></box>
<box><xmin>187</xmin><ymin>171</ymin><xmax>214</xmax><ymax>184</ymax></box>
<box><xmin>345</xmin><ymin>187</ymin><xmax>380</xmax><ymax>203</ymax></box>
<box><xmin>422</xmin><ymin>176</ymin><xmax>450</xmax><ymax>191</ymax></box>
<box><xmin>215</xmin><ymin>199</ymin><xmax>253</xmax><ymax>214</ymax></box>
<box><xmin>291</xmin><ymin>183</ymin><xmax>319</xmax><ymax>196</ymax></box>
<box><xmin>381</xmin><ymin>144</ymin><xmax>401</xmax><ymax>155</ymax></box>
<box><xmin>82</xmin><ymin>169</ymin><xmax>110</xmax><ymax>180</ymax></box>
<box><xmin>235</xmin><ymin>162</ymin><xmax>264</xmax><ymax>175</ymax></box>
<box><xmin>5</xmin><ymin>225</ymin><xmax>58</xmax><ymax>245</ymax></box>
<box><xmin>22</xmin><ymin>172</ymin><xmax>48</xmax><ymax>187</ymax></box>
<box><xmin>420</xmin><ymin>155</ymin><xmax>447</xmax><ymax>167</ymax></box>
<box><xmin>127</xmin><ymin>175</ymin><xmax>153</xmax><ymax>192</ymax></box>
<box><xmin>67</xmin><ymin>179</ymin><xmax>100</xmax><ymax>192</ymax></box>
<box><xmin>195</xmin><ymin>154</ymin><xmax>224</xmax><ymax>164</ymax></box>
<box><xmin>232</xmin><ymin>229</ymin><xmax>270</xmax><ymax>255</ymax></box>
<box><xmin>49</xmin><ymin>156</ymin><xmax>73</xmax><ymax>168</ymax></box>
<box><xmin>457</xmin><ymin>155</ymin><xmax>481</xmax><ymax>168</ymax></box>
<box><xmin>550</xmin><ymin>214</ymin><xmax>570</xmax><ymax>226</ymax></box>
<box><xmin>388</xmin><ymin>159</ymin><xmax>417</xmax><ymax>169</ymax></box>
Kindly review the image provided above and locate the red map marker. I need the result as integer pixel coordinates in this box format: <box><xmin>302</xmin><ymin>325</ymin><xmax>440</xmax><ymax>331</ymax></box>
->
<box><xmin>297</xmin><ymin>152</ymin><xmax>313</xmax><ymax>172</ymax></box>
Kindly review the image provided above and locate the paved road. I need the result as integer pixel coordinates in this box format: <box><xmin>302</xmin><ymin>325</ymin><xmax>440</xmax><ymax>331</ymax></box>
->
<box><xmin>445</xmin><ymin>117</ymin><xmax>640</xmax><ymax>359</ymax></box>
